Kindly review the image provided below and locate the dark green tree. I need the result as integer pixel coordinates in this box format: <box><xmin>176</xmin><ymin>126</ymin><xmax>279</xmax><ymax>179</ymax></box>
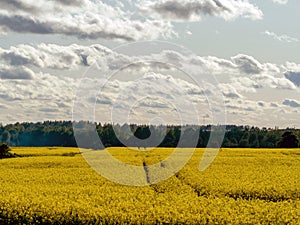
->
<box><xmin>249</xmin><ymin>132</ymin><xmax>259</xmax><ymax>148</ymax></box>
<box><xmin>161</xmin><ymin>129</ymin><xmax>176</xmax><ymax>147</ymax></box>
<box><xmin>1</xmin><ymin>131</ymin><xmax>11</xmax><ymax>145</ymax></box>
<box><xmin>0</xmin><ymin>143</ymin><xmax>13</xmax><ymax>159</ymax></box>
<box><xmin>277</xmin><ymin>132</ymin><xmax>299</xmax><ymax>148</ymax></box>
<box><xmin>134</xmin><ymin>126</ymin><xmax>151</xmax><ymax>140</ymax></box>
<box><xmin>239</xmin><ymin>132</ymin><xmax>250</xmax><ymax>148</ymax></box>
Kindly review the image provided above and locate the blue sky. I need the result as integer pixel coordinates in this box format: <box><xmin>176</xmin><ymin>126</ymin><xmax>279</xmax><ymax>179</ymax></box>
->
<box><xmin>0</xmin><ymin>0</ymin><xmax>299</xmax><ymax>128</ymax></box>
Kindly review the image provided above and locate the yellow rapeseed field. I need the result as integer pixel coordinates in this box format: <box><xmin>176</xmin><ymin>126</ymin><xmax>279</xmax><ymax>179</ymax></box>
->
<box><xmin>1</xmin><ymin>147</ymin><xmax>300</xmax><ymax>224</ymax></box>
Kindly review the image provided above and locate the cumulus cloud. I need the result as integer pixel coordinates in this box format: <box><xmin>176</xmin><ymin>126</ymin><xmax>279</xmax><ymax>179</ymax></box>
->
<box><xmin>0</xmin><ymin>0</ymin><xmax>174</xmax><ymax>41</ymax></box>
<box><xmin>231</xmin><ymin>54</ymin><xmax>263</xmax><ymax>74</ymax></box>
<box><xmin>52</xmin><ymin>0</ymin><xmax>84</xmax><ymax>6</ymax></box>
<box><xmin>0</xmin><ymin>44</ymin><xmax>251</xmax><ymax>75</ymax></box>
<box><xmin>283</xmin><ymin>99</ymin><xmax>300</xmax><ymax>108</ymax></box>
<box><xmin>271</xmin><ymin>0</ymin><xmax>288</xmax><ymax>5</ymax></box>
<box><xmin>230</xmin><ymin>54</ymin><xmax>280</xmax><ymax>75</ymax></box>
<box><xmin>0</xmin><ymin>44</ymin><xmax>117</xmax><ymax>69</ymax></box>
<box><xmin>0</xmin><ymin>70</ymin><xmax>76</xmax><ymax>123</ymax></box>
<box><xmin>283</xmin><ymin>62</ymin><xmax>300</xmax><ymax>72</ymax></box>
<box><xmin>264</xmin><ymin>30</ymin><xmax>298</xmax><ymax>43</ymax></box>
<box><xmin>0</xmin><ymin>42</ymin><xmax>299</xmax><ymax>126</ymax></box>
<box><xmin>229</xmin><ymin>77</ymin><xmax>259</xmax><ymax>93</ymax></box>
<box><xmin>84</xmin><ymin>72</ymin><xmax>213</xmax><ymax>125</ymax></box>
<box><xmin>219</xmin><ymin>83</ymin><xmax>243</xmax><ymax>99</ymax></box>
<box><xmin>0</xmin><ymin>43</ymin><xmax>296</xmax><ymax>93</ymax></box>
<box><xmin>185</xmin><ymin>30</ymin><xmax>193</xmax><ymax>36</ymax></box>
<box><xmin>0</xmin><ymin>65</ymin><xmax>34</xmax><ymax>80</ymax></box>
<box><xmin>139</xmin><ymin>97</ymin><xmax>170</xmax><ymax>109</ymax></box>
<box><xmin>230</xmin><ymin>73</ymin><xmax>296</xmax><ymax>93</ymax></box>
<box><xmin>257</xmin><ymin>101</ymin><xmax>265</xmax><ymax>107</ymax></box>
<box><xmin>251</xmin><ymin>74</ymin><xmax>296</xmax><ymax>90</ymax></box>
<box><xmin>0</xmin><ymin>0</ymin><xmax>40</xmax><ymax>13</ymax></box>
<box><xmin>270</xmin><ymin>102</ymin><xmax>279</xmax><ymax>108</ymax></box>
<box><xmin>138</xmin><ymin>0</ymin><xmax>263</xmax><ymax>22</ymax></box>
<box><xmin>284</xmin><ymin>71</ymin><xmax>300</xmax><ymax>87</ymax></box>
<box><xmin>225</xmin><ymin>99</ymin><xmax>259</xmax><ymax>113</ymax></box>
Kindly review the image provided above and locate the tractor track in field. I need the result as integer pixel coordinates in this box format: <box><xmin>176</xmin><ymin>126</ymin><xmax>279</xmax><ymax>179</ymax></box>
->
<box><xmin>143</xmin><ymin>161</ymin><xmax>151</xmax><ymax>184</ymax></box>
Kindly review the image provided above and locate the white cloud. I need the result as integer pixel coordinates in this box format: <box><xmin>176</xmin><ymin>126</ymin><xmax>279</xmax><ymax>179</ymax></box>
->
<box><xmin>257</xmin><ymin>101</ymin><xmax>265</xmax><ymax>107</ymax></box>
<box><xmin>0</xmin><ymin>0</ymin><xmax>175</xmax><ymax>41</ymax></box>
<box><xmin>0</xmin><ymin>65</ymin><xmax>34</xmax><ymax>80</ymax></box>
<box><xmin>229</xmin><ymin>72</ymin><xmax>296</xmax><ymax>94</ymax></box>
<box><xmin>0</xmin><ymin>44</ymin><xmax>254</xmax><ymax>75</ymax></box>
<box><xmin>89</xmin><ymin>72</ymin><xmax>211</xmax><ymax>125</ymax></box>
<box><xmin>282</xmin><ymin>62</ymin><xmax>300</xmax><ymax>72</ymax></box>
<box><xmin>185</xmin><ymin>30</ymin><xmax>193</xmax><ymax>36</ymax></box>
<box><xmin>271</xmin><ymin>0</ymin><xmax>288</xmax><ymax>5</ymax></box>
<box><xmin>0</xmin><ymin>43</ymin><xmax>116</xmax><ymax>69</ymax></box>
<box><xmin>251</xmin><ymin>74</ymin><xmax>296</xmax><ymax>90</ymax></box>
<box><xmin>284</xmin><ymin>72</ymin><xmax>300</xmax><ymax>87</ymax></box>
<box><xmin>138</xmin><ymin>0</ymin><xmax>263</xmax><ymax>22</ymax></box>
<box><xmin>270</xmin><ymin>102</ymin><xmax>279</xmax><ymax>108</ymax></box>
<box><xmin>0</xmin><ymin>43</ymin><xmax>296</xmax><ymax>93</ymax></box>
<box><xmin>231</xmin><ymin>54</ymin><xmax>264</xmax><ymax>74</ymax></box>
<box><xmin>218</xmin><ymin>83</ymin><xmax>244</xmax><ymax>99</ymax></box>
<box><xmin>0</xmin><ymin>43</ymin><xmax>299</xmax><ymax>126</ymax></box>
<box><xmin>0</xmin><ymin>71</ymin><xmax>76</xmax><ymax>124</ymax></box>
<box><xmin>264</xmin><ymin>30</ymin><xmax>298</xmax><ymax>43</ymax></box>
<box><xmin>283</xmin><ymin>99</ymin><xmax>300</xmax><ymax>108</ymax></box>
<box><xmin>229</xmin><ymin>77</ymin><xmax>259</xmax><ymax>93</ymax></box>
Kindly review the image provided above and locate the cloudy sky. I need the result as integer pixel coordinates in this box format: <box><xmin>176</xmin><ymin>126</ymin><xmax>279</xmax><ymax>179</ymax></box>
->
<box><xmin>0</xmin><ymin>0</ymin><xmax>299</xmax><ymax>128</ymax></box>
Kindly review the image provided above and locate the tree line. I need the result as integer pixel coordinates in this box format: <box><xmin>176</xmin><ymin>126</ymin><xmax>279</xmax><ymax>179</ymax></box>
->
<box><xmin>0</xmin><ymin>121</ymin><xmax>299</xmax><ymax>149</ymax></box>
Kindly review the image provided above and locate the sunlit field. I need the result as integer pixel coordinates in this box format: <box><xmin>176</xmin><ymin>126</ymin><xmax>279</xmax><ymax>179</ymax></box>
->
<box><xmin>1</xmin><ymin>147</ymin><xmax>300</xmax><ymax>224</ymax></box>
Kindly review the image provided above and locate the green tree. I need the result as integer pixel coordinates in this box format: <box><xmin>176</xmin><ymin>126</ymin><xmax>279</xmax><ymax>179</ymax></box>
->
<box><xmin>134</xmin><ymin>126</ymin><xmax>151</xmax><ymax>140</ymax></box>
<box><xmin>1</xmin><ymin>131</ymin><xmax>11</xmax><ymax>144</ymax></box>
<box><xmin>277</xmin><ymin>132</ymin><xmax>299</xmax><ymax>148</ymax></box>
<box><xmin>249</xmin><ymin>133</ymin><xmax>259</xmax><ymax>148</ymax></box>
<box><xmin>239</xmin><ymin>132</ymin><xmax>250</xmax><ymax>147</ymax></box>
<box><xmin>161</xmin><ymin>129</ymin><xmax>176</xmax><ymax>147</ymax></box>
<box><xmin>0</xmin><ymin>143</ymin><xmax>13</xmax><ymax>159</ymax></box>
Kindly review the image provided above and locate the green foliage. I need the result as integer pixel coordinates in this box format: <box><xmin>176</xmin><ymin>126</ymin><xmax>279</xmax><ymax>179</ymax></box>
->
<box><xmin>0</xmin><ymin>143</ymin><xmax>14</xmax><ymax>159</ymax></box>
<box><xmin>277</xmin><ymin>131</ymin><xmax>299</xmax><ymax>148</ymax></box>
<box><xmin>0</xmin><ymin>121</ymin><xmax>299</xmax><ymax>148</ymax></box>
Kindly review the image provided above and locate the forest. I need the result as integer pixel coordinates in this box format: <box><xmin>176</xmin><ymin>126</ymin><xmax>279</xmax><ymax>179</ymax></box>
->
<box><xmin>0</xmin><ymin>121</ymin><xmax>299</xmax><ymax>148</ymax></box>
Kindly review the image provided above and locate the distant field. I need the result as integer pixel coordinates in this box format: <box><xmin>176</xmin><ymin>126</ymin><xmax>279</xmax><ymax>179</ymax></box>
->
<box><xmin>1</xmin><ymin>147</ymin><xmax>300</xmax><ymax>224</ymax></box>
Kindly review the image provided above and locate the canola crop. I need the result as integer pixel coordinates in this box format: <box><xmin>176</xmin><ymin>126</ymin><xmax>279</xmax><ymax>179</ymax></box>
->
<box><xmin>0</xmin><ymin>147</ymin><xmax>300</xmax><ymax>224</ymax></box>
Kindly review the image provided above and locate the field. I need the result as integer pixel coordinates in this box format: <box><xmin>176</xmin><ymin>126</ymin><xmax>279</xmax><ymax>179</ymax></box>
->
<box><xmin>1</xmin><ymin>147</ymin><xmax>300</xmax><ymax>224</ymax></box>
